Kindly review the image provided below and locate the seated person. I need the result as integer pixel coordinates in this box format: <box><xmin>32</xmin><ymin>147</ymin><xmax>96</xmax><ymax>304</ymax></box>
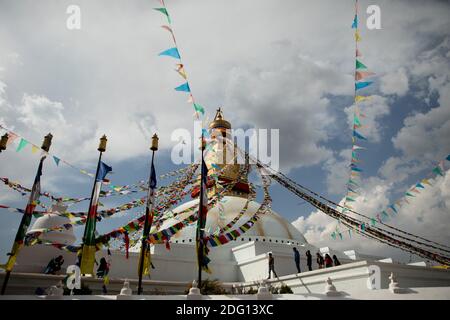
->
<box><xmin>44</xmin><ymin>255</ymin><xmax>64</xmax><ymax>274</ymax></box>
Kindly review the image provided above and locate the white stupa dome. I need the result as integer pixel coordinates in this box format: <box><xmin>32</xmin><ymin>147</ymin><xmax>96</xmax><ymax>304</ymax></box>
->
<box><xmin>28</xmin><ymin>203</ymin><xmax>76</xmax><ymax>245</ymax></box>
<box><xmin>156</xmin><ymin>195</ymin><xmax>307</xmax><ymax>245</ymax></box>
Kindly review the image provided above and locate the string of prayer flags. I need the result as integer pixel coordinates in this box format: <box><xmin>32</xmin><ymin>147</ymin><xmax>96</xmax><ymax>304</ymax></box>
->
<box><xmin>154</xmin><ymin>1</ymin><xmax>207</xmax><ymax>120</ymax></box>
<box><xmin>374</xmin><ymin>155</ymin><xmax>449</xmax><ymax>223</ymax></box>
<box><xmin>0</xmin><ymin>124</ymin><xmax>95</xmax><ymax>179</ymax></box>
<box><xmin>342</xmin><ymin>0</ymin><xmax>376</xmax><ymax>216</ymax></box>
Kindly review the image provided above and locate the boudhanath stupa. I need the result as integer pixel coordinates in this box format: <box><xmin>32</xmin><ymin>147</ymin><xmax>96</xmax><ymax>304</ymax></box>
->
<box><xmin>2</xmin><ymin>110</ymin><xmax>450</xmax><ymax>299</ymax></box>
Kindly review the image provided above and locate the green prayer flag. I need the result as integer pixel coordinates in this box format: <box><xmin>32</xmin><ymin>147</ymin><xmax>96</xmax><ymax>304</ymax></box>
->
<box><xmin>193</xmin><ymin>103</ymin><xmax>205</xmax><ymax>115</ymax></box>
<box><xmin>432</xmin><ymin>167</ymin><xmax>444</xmax><ymax>176</ymax></box>
<box><xmin>356</xmin><ymin>60</ymin><xmax>367</xmax><ymax>70</ymax></box>
<box><xmin>154</xmin><ymin>8</ymin><xmax>171</xmax><ymax>23</ymax></box>
<box><xmin>16</xmin><ymin>138</ymin><xmax>29</xmax><ymax>152</ymax></box>
<box><xmin>354</xmin><ymin>115</ymin><xmax>361</xmax><ymax>127</ymax></box>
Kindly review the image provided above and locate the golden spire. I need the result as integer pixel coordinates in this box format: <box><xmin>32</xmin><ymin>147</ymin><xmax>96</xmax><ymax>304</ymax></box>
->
<box><xmin>209</xmin><ymin>107</ymin><xmax>231</xmax><ymax>130</ymax></box>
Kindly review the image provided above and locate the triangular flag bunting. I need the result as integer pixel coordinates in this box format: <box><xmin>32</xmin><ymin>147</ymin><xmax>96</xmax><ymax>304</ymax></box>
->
<box><xmin>174</xmin><ymin>82</ymin><xmax>191</xmax><ymax>92</ymax></box>
<box><xmin>31</xmin><ymin>145</ymin><xmax>40</xmax><ymax>154</ymax></box>
<box><xmin>351</xmin><ymin>15</ymin><xmax>358</xmax><ymax>28</ymax></box>
<box><xmin>356</xmin><ymin>60</ymin><xmax>368</xmax><ymax>70</ymax></box>
<box><xmin>355</xmin><ymin>71</ymin><xmax>375</xmax><ymax>81</ymax></box>
<box><xmin>355</xmin><ymin>81</ymin><xmax>373</xmax><ymax>90</ymax></box>
<box><xmin>176</xmin><ymin>66</ymin><xmax>187</xmax><ymax>79</ymax></box>
<box><xmin>432</xmin><ymin>166</ymin><xmax>444</xmax><ymax>176</ymax></box>
<box><xmin>154</xmin><ymin>8</ymin><xmax>171</xmax><ymax>23</ymax></box>
<box><xmin>193</xmin><ymin>103</ymin><xmax>205</xmax><ymax>115</ymax></box>
<box><xmin>353</xmin><ymin>130</ymin><xmax>367</xmax><ymax>140</ymax></box>
<box><xmin>355</xmin><ymin>95</ymin><xmax>371</xmax><ymax>102</ymax></box>
<box><xmin>16</xmin><ymin>138</ymin><xmax>28</xmax><ymax>152</ymax></box>
<box><xmin>53</xmin><ymin>156</ymin><xmax>60</xmax><ymax>166</ymax></box>
<box><xmin>158</xmin><ymin>47</ymin><xmax>180</xmax><ymax>59</ymax></box>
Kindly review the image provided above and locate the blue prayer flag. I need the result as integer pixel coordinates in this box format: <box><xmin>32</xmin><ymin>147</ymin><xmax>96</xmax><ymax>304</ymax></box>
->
<box><xmin>96</xmin><ymin>161</ymin><xmax>112</xmax><ymax>182</ymax></box>
<box><xmin>355</xmin><ymin>81</ymin><xmax>373</xmax><ymax>90</ymax></box>
<box><xmin>158</xmin><ymin>47</ymin><xmax>180</xmax><ymax>59</ymax></box>
<box><xmin>174</xmin><ymin>82</ymin><xmax>191</xmax><ymax>92</ymax></box>
<box><xmin>351</xmin><ymin>15</ymin><xmax>358</xmax><ymax>28</ymax></box>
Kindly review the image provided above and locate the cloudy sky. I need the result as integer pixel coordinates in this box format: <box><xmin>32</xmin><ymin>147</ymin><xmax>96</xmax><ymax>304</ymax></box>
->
<box><xmin>0</xmin><ymin>0</ymin><xmax>449</xmax><ymax>263</ymax></box>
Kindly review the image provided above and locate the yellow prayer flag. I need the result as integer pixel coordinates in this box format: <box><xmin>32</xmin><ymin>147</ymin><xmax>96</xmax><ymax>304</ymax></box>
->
<box><xmin>31</xmin><ymin>145</ymin><xmax>40</xmax><ymax>154</ymax></box>
<box><xmin>355</xmin><ymin>31</ymin><xmax>361</xmax><ymax>42</ymax></box>
<box><xmin>80</xmin><ymin>245</ymin><xmax>97</xmax><ymax>275</ymax></box>
<box><xmin>355</xmin><ymin>95</ymin><xmax>371</xmax><ymax>103</ymax></box>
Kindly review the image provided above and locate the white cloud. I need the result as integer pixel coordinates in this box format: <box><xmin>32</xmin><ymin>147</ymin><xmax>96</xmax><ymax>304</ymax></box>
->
<box><xmin>392</xmin><ymin>81</ymin><xmax>450</xmax><ymax>162</ymax></box>
<box><xmin>18</xmin><ymin>94</ymin><xmax>66</xmax><ymax>130</ymax></box>
<box><xmin>293</xmin><ymin>170</ymin><xmax>450</xmax><ymax>262</ymax></box>
<box><xmin>380</xmin><ymin>68</ymin><xmax>409</xmax><ymax>96</ymax></box>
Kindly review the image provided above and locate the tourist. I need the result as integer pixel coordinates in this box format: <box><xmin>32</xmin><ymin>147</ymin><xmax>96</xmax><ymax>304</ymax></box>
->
<box><xmin>324</xmin><ymin>254</ymin><xmax>333</xmax><ymax>268</ymax></box>
<box><xmin>316</xmin><ymin>252</ymin><xmax>324</xmax><ymax>269</ymax></box>
<box><xmin>333</xmin><ymin>255</ymin><xmax>341</xmax><ymax>266</ymax></box>
<box><xmin>306</xmin><ymin>250</ymin><xmax>312</xmax><ymax>271</ymax></box>
<box><xmin>44</xmin><ymin>255</ymin><xmax>64</xmax><ymax>275</ymax></box>
<box><xmin>267</xmin><ymin>252</ymin><xmax>278</xmax><ymax>279</ymax></box>
<box><xmin>96</xmin><ymin>257</ymin><xmax>110</xmax><ymax>278</ymax></box>
<box><xmin>293</xmin><ymin>247</ymin><xmax>301</xmax><ymax>273</ymax></box>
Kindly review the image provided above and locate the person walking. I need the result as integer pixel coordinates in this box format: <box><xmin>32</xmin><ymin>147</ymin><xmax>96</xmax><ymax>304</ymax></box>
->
<box><xmin>324</xmin><ymin>254</ymin><xmax>333</xmax><ymax>268</ymax></box>
<box><xmin>293</xmin><ymin>247</ymin><xmax>301</xmax><ymax>273</ymax></box>
<box><xmin>267</xmin><ymin>253</ymin><xmax>278</xmax><ymax>279</ymax></box>
<box><xmin>333</xmin><ymin>255</ymin><xmax>341</xmax><ymax>266</ymax></box>
<box><xmin>316</xmin><ymin>252</ymin><xmax>324</xmax><ymax>269</ymax></box>
<box><xmin>96</xmin><ymin>257</ymin><xmax>110</xmax><ymax>278</ymax></box>
<box><xmin>306</xmin><ymin>250</ymin><xmax>312</xmax><ymax>271</ymax></box>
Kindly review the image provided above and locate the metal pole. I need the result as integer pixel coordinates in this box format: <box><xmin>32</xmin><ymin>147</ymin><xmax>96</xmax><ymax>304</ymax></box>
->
<box><xmin>197</xmin><ymin>133</ymin><xmax>205</xmax><ymax>289</ymax></box>
<box><xmin>1</xmin><ymin>156</ymin><xmax>47</xmax><ymax>295</ymax></box>
<box><xmin>0</xmin><ymin>269</ymin><xmax>11</xmax><ymax>295</ymax></box>
<box><xmin>78</xmin><ymin>151</ymin><xmax>103</xmax><ymax>269</ymax></box>
<box><xmin>138</xmin><ymin>150</ymin><xmax>155</xmax><ymax>295</ymax></box>
<box><xmin>1</xmin><ymin>133</ymin><xmax>52</xmax><ymax>295</ymax></box>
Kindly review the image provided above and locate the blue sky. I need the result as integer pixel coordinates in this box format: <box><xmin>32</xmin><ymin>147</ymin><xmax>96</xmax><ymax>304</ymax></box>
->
<box><xmin>0</xmin><ymin>0</ymin><xmax>449</xmax><ymax>262</ymax></box>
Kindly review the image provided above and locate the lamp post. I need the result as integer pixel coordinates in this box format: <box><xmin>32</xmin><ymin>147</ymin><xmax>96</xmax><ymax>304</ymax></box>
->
<box><xmin>1</xmin><ymin>133</ymin><xmax>52</xmax><ymax>295</ymax></box>
<box><xmin>196</xmin><ymin>134</ymin><xmax>207</xmax><ymax>289</ymax></box>
<box><xmin>79</xmin><ymin>135</ymin><xmax>107</xmax><ymax>274</ymax></box>
<box><xmin>0</xmin><ymin>133</ymin><xmax>9</xmax><ymax>154</ymax></box>
<box><xmin>138</xmin><ymin>134</ymin><xmax>159</xmax><ymax>295</ymax></box>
